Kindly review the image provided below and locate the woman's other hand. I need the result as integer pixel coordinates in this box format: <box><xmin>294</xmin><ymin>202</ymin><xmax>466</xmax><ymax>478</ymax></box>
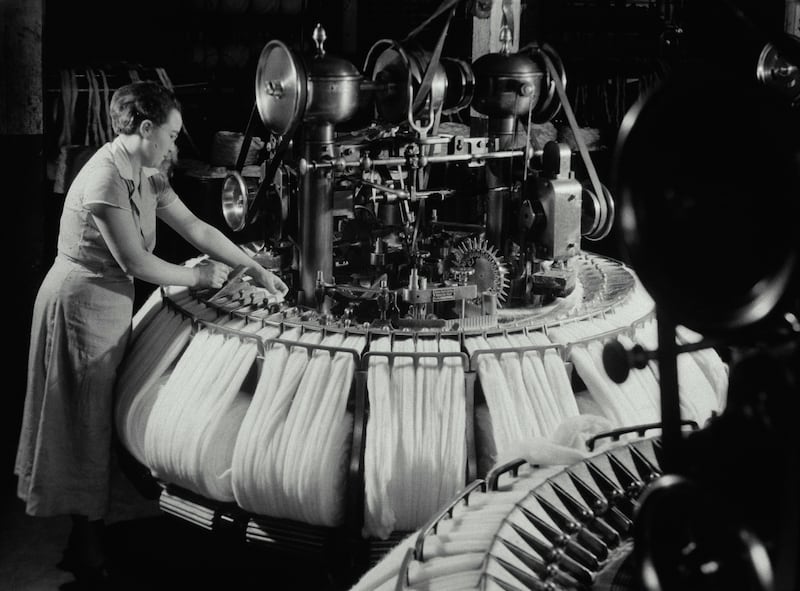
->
<box><xmin>193</xmin><ymin>260</ymin><xmax>229</xmax><ymax>289</ymax></box>
<box><xmin>251</xmin><ymin>266</ymin><xmax>289</xmax><ymax>298</ymax></box>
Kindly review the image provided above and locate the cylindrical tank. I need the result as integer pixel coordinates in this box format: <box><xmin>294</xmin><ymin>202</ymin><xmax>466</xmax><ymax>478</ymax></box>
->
<box><xmin>471</xmin><ymin>25</ymin><xmax>543</xmax><ymax>252</ymax></box>
<box><xmin>298</xmin><ymin>25</ymin><xmax>362</xmax><ymax>306</ymax></box>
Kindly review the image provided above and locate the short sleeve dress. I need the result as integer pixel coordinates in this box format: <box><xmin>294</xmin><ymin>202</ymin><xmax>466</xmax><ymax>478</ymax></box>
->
<box><xmin>15</xmin><ymin>136</ymin><xmax>177</xmax><ymax>519</ymax></box>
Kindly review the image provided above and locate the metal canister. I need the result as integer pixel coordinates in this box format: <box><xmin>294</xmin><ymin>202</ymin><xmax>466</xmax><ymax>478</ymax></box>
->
<box><xmin>471</xmin><ymin>25</ymin><xmax>544</xmax><ymax>121</ymax></box>
<box><xmin>304</xmin><ymin>24</ymin><xmax>362</xmax><ymax>125</ymax></box>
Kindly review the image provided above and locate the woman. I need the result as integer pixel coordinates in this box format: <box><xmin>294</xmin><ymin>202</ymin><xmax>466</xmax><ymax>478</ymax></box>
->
<box><xmin>14</xmin><ymin>80</ymin><xmax>287</xmax><ymax>586</ymax></box>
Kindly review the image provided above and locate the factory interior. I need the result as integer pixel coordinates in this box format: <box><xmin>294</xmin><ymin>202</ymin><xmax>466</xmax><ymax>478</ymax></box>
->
<box><xmin>1</xmin><ymin>0</ymin><xmax>799</xmax><ymax>590</ymax></box>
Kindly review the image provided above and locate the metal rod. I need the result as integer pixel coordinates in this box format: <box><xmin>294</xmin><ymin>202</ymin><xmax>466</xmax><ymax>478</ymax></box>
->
<box><xmin>656</xmin><ymin>307</ymin><xmax>681</xmax><ymax>473</ymax></box>
<box><xmin>299</xmin><ymin>148</ymin><xmax>527</xmax><ymax>175</ymax></box>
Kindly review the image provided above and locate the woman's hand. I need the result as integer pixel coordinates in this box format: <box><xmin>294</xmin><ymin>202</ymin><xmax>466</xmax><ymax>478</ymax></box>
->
<box><xmin>192</xmin><ymin>260</ymin><xmax>230</xmax><ymax>289</ymax></box>
<box><xmin>250</xmin><ymin>266</ymin><xmax>289</xmax><ymax>298</ymax></box>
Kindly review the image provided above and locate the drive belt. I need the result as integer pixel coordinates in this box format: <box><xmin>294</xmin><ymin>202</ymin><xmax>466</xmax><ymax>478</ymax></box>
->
<box><xmin>247</xmin><ymin>113</ymin><xmax>301</xmax><ymax>229</ymax></box>
<box><xmin>540</xmin><ymin>51</ymin><xmax>610</xmax><ymax>240</ymax></box>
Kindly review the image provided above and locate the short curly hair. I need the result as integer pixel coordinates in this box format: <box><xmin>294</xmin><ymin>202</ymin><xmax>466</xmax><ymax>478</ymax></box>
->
<box><xmin>110</xmin><ymin>81</ymin><xmax>181</xmax><ymax>135</ymax></box>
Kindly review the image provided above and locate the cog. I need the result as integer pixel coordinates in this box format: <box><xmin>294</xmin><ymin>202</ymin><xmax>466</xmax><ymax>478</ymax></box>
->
<box><xmin>454</xmin><ymin>237</ymin><xmax>510</xmax><ymax>304</ymax></box>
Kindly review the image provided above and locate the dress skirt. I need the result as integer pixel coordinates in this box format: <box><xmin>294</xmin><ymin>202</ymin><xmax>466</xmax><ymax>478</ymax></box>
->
<box><xmin>15</xmin><ymin>254</ymin><xmax>134</xmax><ymax>519</ymax></box>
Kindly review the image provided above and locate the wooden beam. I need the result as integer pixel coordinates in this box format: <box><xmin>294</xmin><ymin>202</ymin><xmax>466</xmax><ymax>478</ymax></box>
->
<box><xmin>470</xmin><ymin>0</ymin><xmax>521</xmax><ymax>132</ymax></box>
<box><xmin>471</xmin><ymin>0</ymin><xmax>521</xmax><ymax>59</ymax></box>
<box><xmin>787</xmin><ymin>0</ymin><xmax>799</xmax><ymax>36</ymax></box>
<box><xmin>341</xmin><ymin>0</ymin><xmax>359</xmax><ymax>57</ymax></box>
<box><xmin>0</xmin><ymin>0</ymin><xmax>43</xmax><ymax>135</ymax></box>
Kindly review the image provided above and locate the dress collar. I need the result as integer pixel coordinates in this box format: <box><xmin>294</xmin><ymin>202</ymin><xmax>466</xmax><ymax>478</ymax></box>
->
<box><xmin>109</xmin><ymin>136</ymin><xmax>160</xmax><ymax>183</ymax></box>
<box><xmin>109</xmin><ymin>136</ymin><xmax>137</xmax><ymax>182</ymax></box>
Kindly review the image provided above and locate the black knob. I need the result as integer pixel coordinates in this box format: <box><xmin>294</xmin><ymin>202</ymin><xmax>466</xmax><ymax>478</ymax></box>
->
<box><xmin>602</xmin><ymin>340</ymin><xmax>652</xmax><ymax>384</ymax></box>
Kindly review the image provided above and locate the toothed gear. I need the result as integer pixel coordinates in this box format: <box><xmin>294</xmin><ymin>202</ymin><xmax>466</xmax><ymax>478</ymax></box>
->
<box><xmin>454</xmin><ymin>238</ymin><xmax>510</xmax><ymax>304</ymax></box>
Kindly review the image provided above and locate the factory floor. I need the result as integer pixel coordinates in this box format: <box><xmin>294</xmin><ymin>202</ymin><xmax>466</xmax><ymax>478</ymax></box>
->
<box><xmin>0</xmin><ymin>458</ymin><xmax>355</xmax><ymax>591</ymax></box>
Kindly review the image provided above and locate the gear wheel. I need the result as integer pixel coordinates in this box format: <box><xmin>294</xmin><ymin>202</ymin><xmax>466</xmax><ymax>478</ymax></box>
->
<box><xmin>454</xmin><ymin>238</ymin><xmax>510</xmax><ymax>304</ymax></box>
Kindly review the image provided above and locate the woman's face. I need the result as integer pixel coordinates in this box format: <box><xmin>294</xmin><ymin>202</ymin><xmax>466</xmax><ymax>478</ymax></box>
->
<box><xmin>142</xmin><ymin>108</ymin><xmax>182</xmax><ymax>169</ymax></box>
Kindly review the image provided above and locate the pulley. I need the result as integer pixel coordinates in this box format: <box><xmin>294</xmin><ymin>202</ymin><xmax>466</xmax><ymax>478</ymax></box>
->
<box><xmin>756</xmin><ymin>37</ymin><xmax>800</xmax><ymax>106</ymax></box>
<box><xmin>256</xmin><ymin>25</ymin><xmax>362</xmax><ymax>132</ymax></box>
<box><xmin>255</xmin><ymin>39</ymin><xmax>307</xmax><ymax>135</ymax></box>
<box><xmin>580</xmin><ymin>180</ymin><xmax>615</xmax><ymax>241</ymax></box>
<box><xmin>364</xmin><ymin>39</ymin><xmax>474</xmax><ymax>125</ymax></box>
<box><xmin>221</xmin><ymin>171</ymin><xmax>258</xmax><ymax>232</ymax></box>
<box><xmin>612</xmin><ymin>65</ymin><xmax>800</xmax><ymax>335</ymax></box>
<box><xmin>527</xmin><ymin>43</ymin><xmax>566</xmax><ymax>123</ymax></box>
<box><xmin>221</xmin><ymin>167</ymin><xmax>290</xmax><ymax>234</ymax></box>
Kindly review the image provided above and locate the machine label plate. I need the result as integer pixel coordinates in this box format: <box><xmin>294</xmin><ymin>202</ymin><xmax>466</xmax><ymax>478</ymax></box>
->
<box><xmin>432</xmin><ymin>287</ymin><xmax>455</xmax><ymax>302</ymax></box>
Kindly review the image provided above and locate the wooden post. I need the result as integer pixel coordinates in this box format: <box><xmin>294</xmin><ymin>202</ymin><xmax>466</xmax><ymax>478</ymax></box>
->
<box><xmin>471</xmin><ymin>0</ymin><xmax>521</xmax><ymax>58</ymax></box>
<box><xmin>1</xmin><ymin>0</ymin><xmax>45</xmax><ymax>480</ymax></box>
<box><xmin>0</xmin><ymin>0</ymin><xmax>43</xmax><ymax>135</ymax></box>
<box><xmin>787</xmin><ymin>0</ymin><xmax>799</xmax><ymax>37</ymax></box>
<box><xmin>470</xmin><ymin>0</ymin><xmax>521</xmax><ymax>134</ymax></box>
<box><xmin>341</xmin><ymin>0</ymin><xmax>359</xmax><ymax>57</ymax></box>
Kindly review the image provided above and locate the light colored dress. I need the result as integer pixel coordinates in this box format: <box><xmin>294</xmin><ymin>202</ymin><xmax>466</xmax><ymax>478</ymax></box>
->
<box><xmin>15</xmin><ymin>136</ymin><xmax>177</xmax><ymax>519</ymax></box>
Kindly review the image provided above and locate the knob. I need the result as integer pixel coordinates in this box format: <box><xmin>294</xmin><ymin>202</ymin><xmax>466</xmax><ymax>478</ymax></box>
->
<box><xmin>313</xmin><ymin>23</ymin><xmax>327</xmax><ymax>57</ymax></box>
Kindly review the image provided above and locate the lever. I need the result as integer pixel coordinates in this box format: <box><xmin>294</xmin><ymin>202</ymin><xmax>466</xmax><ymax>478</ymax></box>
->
<box><xmin>602</xmin><ymin>339</ymin><xmax>718</xmax><ymax>384</ymax></box>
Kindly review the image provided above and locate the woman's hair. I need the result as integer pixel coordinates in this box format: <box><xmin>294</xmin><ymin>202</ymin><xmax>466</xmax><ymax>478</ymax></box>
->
<box><xmin>110</xmin><ymin>81</ymin><xmax>181</xmax><ymax>135</ymax></box>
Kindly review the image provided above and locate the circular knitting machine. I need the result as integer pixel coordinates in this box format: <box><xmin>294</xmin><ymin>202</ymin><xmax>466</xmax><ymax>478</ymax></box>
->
<box><xmin>111</xmin><ymin>17</ymin><xmax>750</xmax><ymax>588</ymax></box>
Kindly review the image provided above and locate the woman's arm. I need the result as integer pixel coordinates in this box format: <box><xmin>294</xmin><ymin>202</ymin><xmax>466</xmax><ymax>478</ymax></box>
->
<box><xmin>157</xmin><ymin>197</ymin><xmax>288</xmax><ymax>295</ymax></box>
<box><xmin>91</xmin><ymin>203</ymin><xmax>229</xmax><ymax>288</ymax></box>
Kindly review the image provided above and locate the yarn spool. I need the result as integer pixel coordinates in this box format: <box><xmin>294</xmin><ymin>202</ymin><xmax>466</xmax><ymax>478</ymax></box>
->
<box><xmin>210</xmin><ymin>131</ymin><xmax>265</xmax><ymax>167</ymax></box>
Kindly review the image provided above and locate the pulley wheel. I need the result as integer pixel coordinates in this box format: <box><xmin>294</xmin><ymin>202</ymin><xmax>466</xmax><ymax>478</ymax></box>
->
<box><xmin>221</xmin><ymin>171</ymin><xmax>257</xmax><ymax>232</ymax></box>
<box><xmin>365</xmin><ymin>39</ymin><xmax>418</xmax><ymax>124</ymax></box>
<box><xmin>530</xmin><ymin>43</ymin><xmax>566</xmax><ymax>124</ymax></box>
<box><xmin>255</xmin><ymin>40</ymin><xmax>307</xmax><ymax>135</ymax></box>
<box><xmin>756</xmin><ymin>39</ymin><xmax>800</xmax><ymax>104</ymax></box>
<box><xmin>581</xmin><ymin>180</ymin><xmax>615</xmax><ymax>241</ymax></box>
<box><xmin>613</xmin><ymin>65</ymin><xmax>800</xmax><ymax>335</ymax></box>
<box><xmin>441</xmin><ymin>57</ymin><xmax>475</xmax><ymax>114</ymax></box>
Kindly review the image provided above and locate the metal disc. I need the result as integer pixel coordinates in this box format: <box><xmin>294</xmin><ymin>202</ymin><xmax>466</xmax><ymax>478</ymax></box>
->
<box><xmin>581</xmin><ymin>181</ymin><xmax>615</xmax><ymax>242</ymax></box>
<box><xmin>756</xmin><ymin>41</ymin><xmax>800</xmax><ymax>104</ymax></box>
<box><xmin>613</xmin><ymin>66</ymin><xmax>800</xmax><ymax>335</ymax></box>
<box><xmin>221</xmin><ymin>171</ymin><xmax>251</xmax><ymax>232</ymax></box>
<box><xmin>371</xmin><ymin>42</ymin><xmax>415</xmax><ymax>124</ymax></box>
<box><xmin>255</xmin><ymin>40</ymin><xmax>307</xmax><ymax>135</ymax></box>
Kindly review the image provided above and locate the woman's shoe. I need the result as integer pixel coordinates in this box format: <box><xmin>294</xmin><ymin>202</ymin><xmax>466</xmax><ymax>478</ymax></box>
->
<box><xmin>76</xmin><ymin>564</ymin><xmax>113</xmax><ymax>590</ymax></box>
<box><xmin>57</xmin><ymin>547</ymin><xmax>113</xmax><ymax>589</ymax></box>
<box><xmin>56</xmin><ymin>546</ymin><xmax>79</xmax><ymax>573</ymax></box>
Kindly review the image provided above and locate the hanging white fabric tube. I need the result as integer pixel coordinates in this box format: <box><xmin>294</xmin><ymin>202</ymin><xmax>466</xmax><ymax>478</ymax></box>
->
<box><xmin>487</xmin><ymin>334</ymin><xmax>542</xmax><ymax>439</ymax></box>
<box><xmin>143</xmin><ymin>328</ymin><xmax>216</xmax><ymax>477</ymax></box>
<box><xmin>230</xmin><ymin>326</ymin><xmax>298</xmax><ymax>513</ymax></box>
<box><xmin>192</xmin><ymin>335</ymin><xmax>260</xmax><ymax>501</ymax></box>
<box><xmin>310</xmin><ymin>333</ymin><xmax>365</xmax><ymax>525</ymax></box>
<box><xmin>363</xmin><ymin>336</ymin><xmax>396</xmax><ymax>538</ymax></box>
<box><xmin>527</xmin><ymin>330</ymin><xmax>580</xmax><ymax>419</ymax></box>
<box><xmin>394</xmin><ymin>337</ymin><xmax>417</xmax><ymax>531</ymax></box>
<box><xmin>437</xmin><ymin>338</ymin><xmax>466</xmax><ymax>514</ymax></box>
<box><xmin>465</xmin><ymin>336</ymin><xmax>524</xmax><ymax>459</ymax></box>
<box><xmin>548</xmin><ymin>324</ymin><xmax>629</xmax><ymax>426</ymax></box>
<box><xmin>243</xmin><ymin>329</ymin><xmax>322</xmax><ymax>516</ymax></box>
<box><xmin>675</xmin><ymin>325</ymin><xmax>729</xmax><ymax>411</ymax></box>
